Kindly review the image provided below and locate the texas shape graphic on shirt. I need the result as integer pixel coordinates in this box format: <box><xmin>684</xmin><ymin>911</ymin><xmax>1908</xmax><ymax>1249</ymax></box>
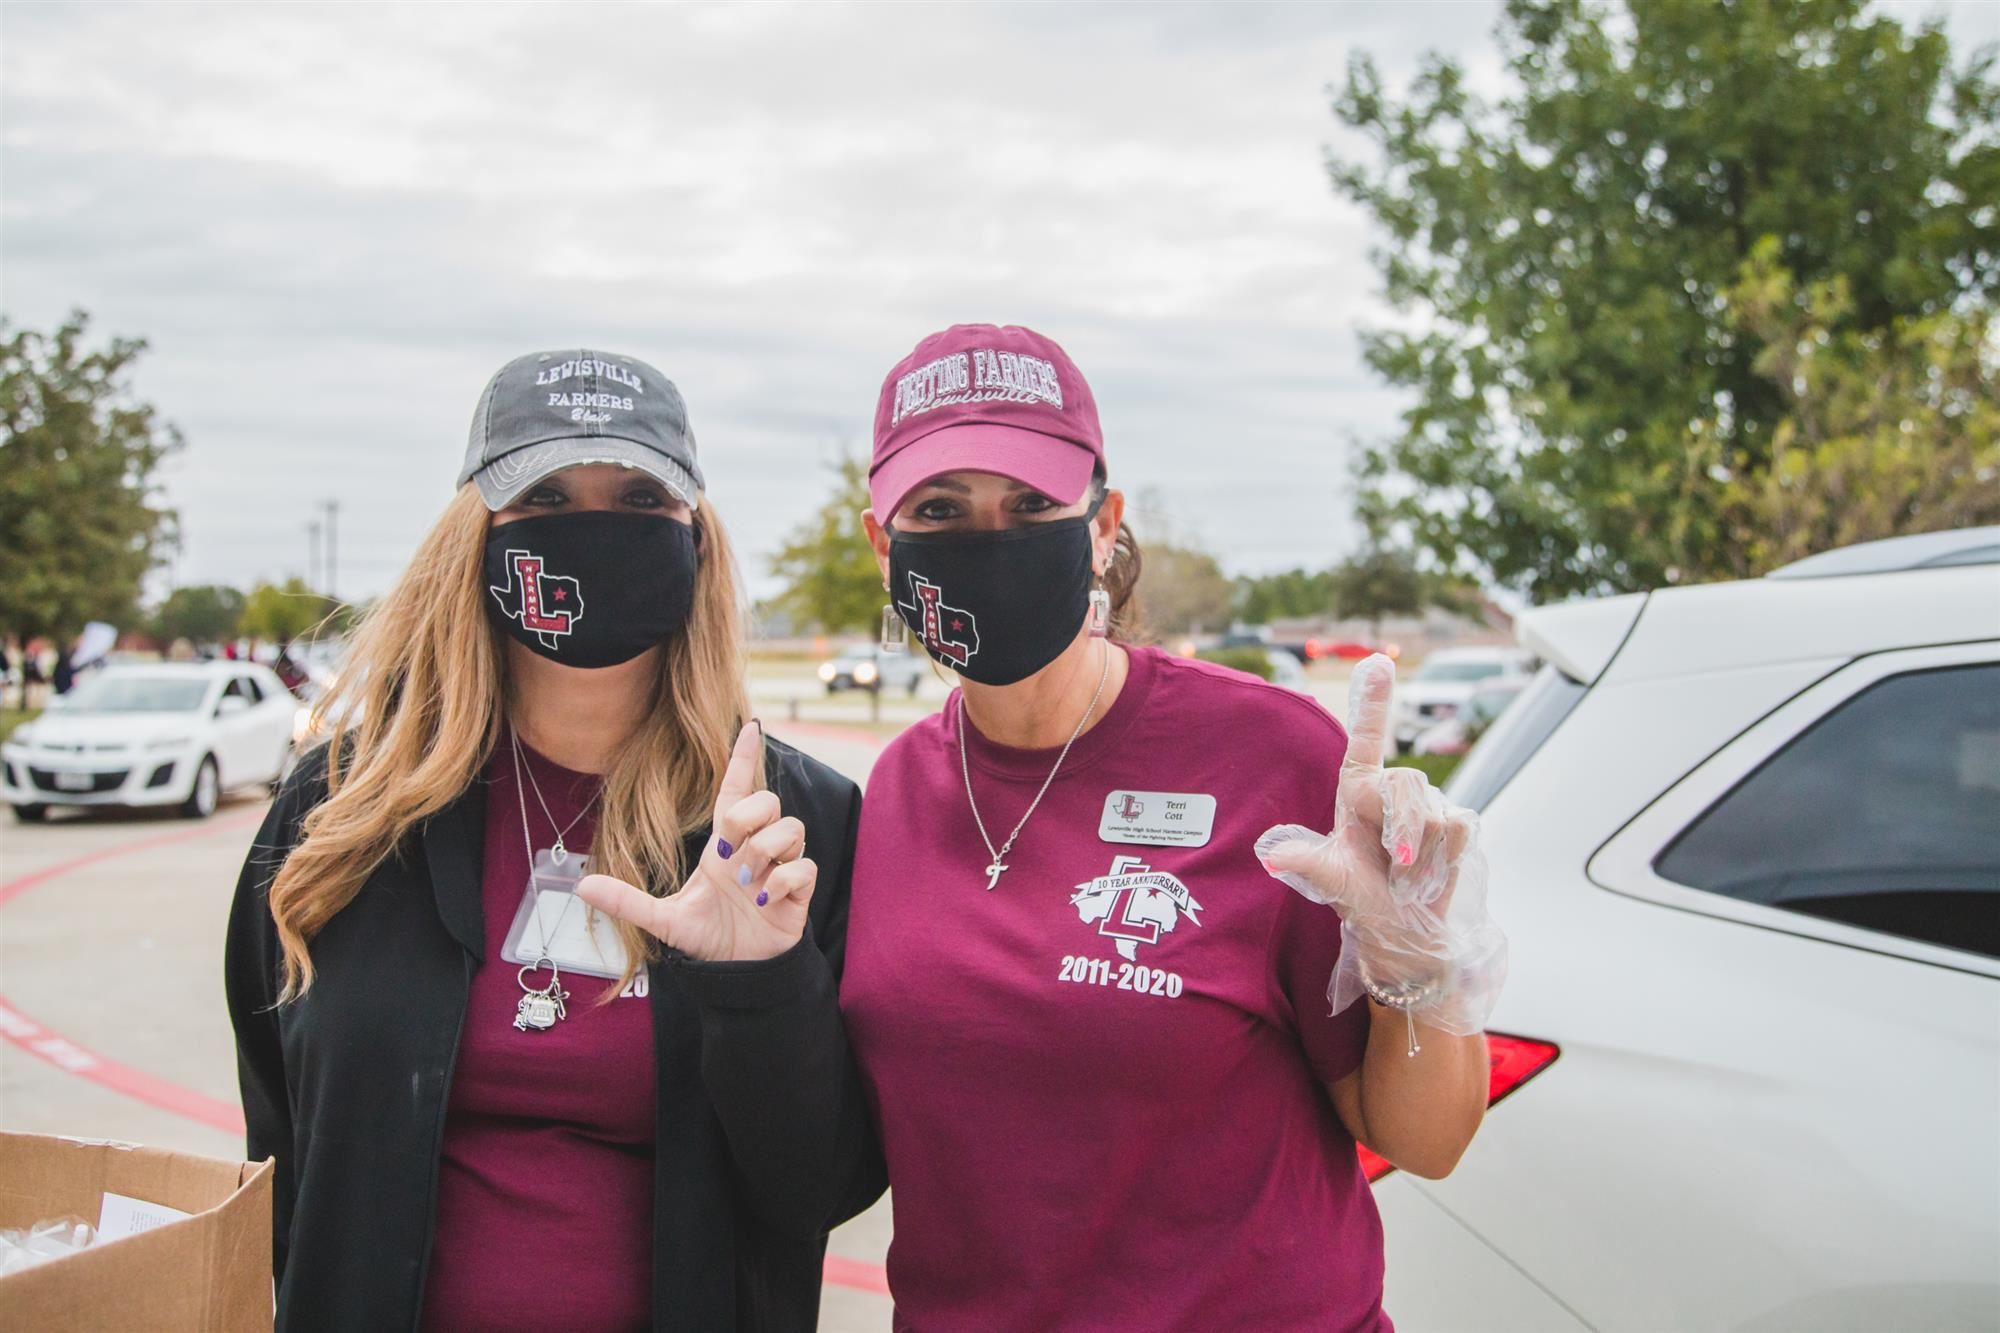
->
<box><xmin>1070</xmin><ymin>854</ymin><xmax>1202</xmax><ymax>961</ymax></box>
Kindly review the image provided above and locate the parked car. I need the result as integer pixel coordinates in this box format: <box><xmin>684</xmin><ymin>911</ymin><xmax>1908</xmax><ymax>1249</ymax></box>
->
<box><xmin>1411</xmin><ymin>677</ymin><xmax>1526</xmax><ymax>756</ymax></box>
<box><xmin>1263</xmin><ymin>648</ymin><xmax>1308</xmax><ymax>690</ymax></box>
<box><xmin>818</xmin><ymin>648</ymin><xmax>926</xmax><ymax>695</ymax></box>
<box><xmin>1</xmin><ymin>662</ymin><xmax>297</xmax><ymax>822</ymax></box>
<box><xmin>1390</xmin><ymin>645</ymin><xmax>1534</xmax><ymax>752</ymax></box>
<box><xmin>1304</xmin><ymin>638</ymin><xmax>1392</xmax><ymax>661</ymax></box>
<box><xmin>1371</xmin><ymin>525</ymin><xmax>2000</xmax><ymax>1332</ymax></box>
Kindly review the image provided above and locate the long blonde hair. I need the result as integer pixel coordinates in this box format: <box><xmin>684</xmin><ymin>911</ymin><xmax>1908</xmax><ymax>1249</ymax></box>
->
<box><xmin>269</xmin><ymin>483</ymin><xmax>751</xmax><ymax>999</ymax></box>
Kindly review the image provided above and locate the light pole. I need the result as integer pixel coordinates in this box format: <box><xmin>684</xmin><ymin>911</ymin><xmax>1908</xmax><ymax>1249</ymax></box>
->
<box><xmin>322</xmin><ymin>500</ymin><xmax>340</xmax><ymax>601</ymax></box>
<box><xmin>307</xmin><ymin>519</ymin><xmax>322</xmax><ymax>591</ymax></box>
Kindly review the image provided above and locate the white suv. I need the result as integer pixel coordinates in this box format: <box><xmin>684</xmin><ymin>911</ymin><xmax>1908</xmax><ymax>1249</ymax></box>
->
<box><xmin>1375</xmin><ymin>526</ymin><xmax>2000</xmax><ymax>1331</ymax></box>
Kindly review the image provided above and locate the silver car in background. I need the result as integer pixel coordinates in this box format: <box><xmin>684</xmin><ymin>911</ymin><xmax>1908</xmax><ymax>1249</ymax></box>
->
<box><xmin>818</xmin><ymin>648</ymin><xmax>927</xmax><ymax>696</ymax></box>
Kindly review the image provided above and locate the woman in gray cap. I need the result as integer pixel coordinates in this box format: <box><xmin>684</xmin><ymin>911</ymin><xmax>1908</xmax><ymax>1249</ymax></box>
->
<box><xmin>225</xmin><ymin>349</ymin><xmax>882</xmax><ymax>1332</ymax></box>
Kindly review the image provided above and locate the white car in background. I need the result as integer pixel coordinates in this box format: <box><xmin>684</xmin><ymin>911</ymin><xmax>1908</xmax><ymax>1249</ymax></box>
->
<box><xmin>1391</xmin><ymin>644</ymin><xmax>1534</xmax><ymax>752</ymax></box>
<box><xmin>1373</xmin><ymin>526</ymin><xmax>2000</xmax><ymax>1331</ymax></box>
<box><xmin>2</xmin><ymin>662</ymin><xmax>297</xmax><ymax>822</ymax></box>
<box><xmin>1411</xmin><ymin>676</ymin><xmax>1527</xmax><ymax>756</ymax></box>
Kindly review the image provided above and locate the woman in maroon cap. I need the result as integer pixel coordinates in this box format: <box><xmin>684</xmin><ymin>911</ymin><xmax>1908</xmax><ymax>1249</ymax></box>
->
<box><xmin>596</xmin><ymin>323</ymin><xmax>1508</xmax><ymax>1330</ymax></box>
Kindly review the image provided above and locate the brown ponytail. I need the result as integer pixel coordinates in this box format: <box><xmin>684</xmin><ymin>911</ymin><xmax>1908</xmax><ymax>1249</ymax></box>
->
<box><xmin>1092</xmin><ymin>474</ymin><xmax>1147</xmax><ymax>643</ymax></box>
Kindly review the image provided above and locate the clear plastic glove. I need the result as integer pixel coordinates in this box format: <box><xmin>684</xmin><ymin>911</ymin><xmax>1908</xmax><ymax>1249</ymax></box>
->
<box><xmin>1256</xmin><ymin>654</ymin><xmax>1507</xmax><ymax>1047</ymax></box>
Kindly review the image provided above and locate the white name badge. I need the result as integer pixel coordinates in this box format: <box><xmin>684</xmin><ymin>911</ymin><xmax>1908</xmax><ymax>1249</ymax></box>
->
<box><xmin>1097</xmin><ymin>791</ymin><xmax>1216</xmax><ymax>848</ymax></box>
<box><xmin>501</xmin><ymin>849</ymin><xmax>632</xmax><ymax>980</ymax></box>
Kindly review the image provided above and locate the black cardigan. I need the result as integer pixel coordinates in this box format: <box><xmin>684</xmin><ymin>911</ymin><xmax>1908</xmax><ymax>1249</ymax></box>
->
<box><xmin>224</xmin><ymin>737</ymin><xmax>886</xmax><ymax>1332</ymax></box>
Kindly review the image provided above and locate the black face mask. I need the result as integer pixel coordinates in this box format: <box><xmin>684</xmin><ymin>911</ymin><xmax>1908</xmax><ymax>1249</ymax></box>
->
<box><xmin>886</xmin><ymin>496</ymin><xmax>1102</xmax><ymax>687</ymax></box>
<box><xmin>483</xmin><ymin>511</ymin><xmax>698</xmax><ymax>668</ymax></box>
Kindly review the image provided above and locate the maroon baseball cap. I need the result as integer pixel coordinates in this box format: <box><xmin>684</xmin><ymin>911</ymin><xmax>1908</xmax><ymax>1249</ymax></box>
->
<box><xmin>868</xmin><ymin>323</ymin><xmax>1105</xmax><ymax>519</ymax></box>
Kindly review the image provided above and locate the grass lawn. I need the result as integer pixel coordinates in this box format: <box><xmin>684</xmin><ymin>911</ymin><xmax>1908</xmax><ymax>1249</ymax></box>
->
<box><xmin>0</xmin><ymin>709</ymin><xmax>36</xmax><ymax>744</ymax></box>
<box><xmin>1387</xmin><ymin>752</ymin><xmax>1463</xmax><ymax>785</ymax></box>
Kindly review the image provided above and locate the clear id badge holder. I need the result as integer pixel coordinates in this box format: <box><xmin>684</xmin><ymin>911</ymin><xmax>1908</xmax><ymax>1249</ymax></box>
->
<box><xmin>500</xmin><ymin>848</ymin><xmax>631</xmax><ymax>980</ymax></box>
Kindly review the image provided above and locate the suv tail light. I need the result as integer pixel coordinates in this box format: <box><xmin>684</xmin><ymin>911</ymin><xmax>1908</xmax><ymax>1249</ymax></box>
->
<box><xmin>1359</xmin><ymin>1031</ymin><xmax>1559</xmax><ymax>1182</ymax></box>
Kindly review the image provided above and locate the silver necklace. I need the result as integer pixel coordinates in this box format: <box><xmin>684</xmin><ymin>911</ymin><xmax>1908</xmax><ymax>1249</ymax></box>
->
<box><xmin>959</xmin><ymin>641</ymin><xmax>1110</xmax><ymax>891</ymax></box>
<box><xmin>507</xmin><ymin>733</ymin><xmax>599</xmax><ymax>1033</ymax></box>
<box><xmin>511</xmin><ymin>730</ymin><xmax>596</xmax><ymax>865</ymax></box>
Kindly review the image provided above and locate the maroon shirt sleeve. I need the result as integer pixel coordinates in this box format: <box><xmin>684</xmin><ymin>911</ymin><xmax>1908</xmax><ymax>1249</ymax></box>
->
<box><xmin>1271</xmin><ymin>887</ymin><xmax>1371</xmax><ymax>1085</ymax></box>
<box><xmin>1267</xmin><ymin>703</ymin><xmax>1369</xmax><ymax>1087</ymax></box>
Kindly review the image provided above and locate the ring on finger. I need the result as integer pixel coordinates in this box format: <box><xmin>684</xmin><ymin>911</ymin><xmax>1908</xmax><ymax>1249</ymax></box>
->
<box><xmin>753</xmin><ymin>852</ymin><xmax>790</xmax><ymax>907</ymax></box>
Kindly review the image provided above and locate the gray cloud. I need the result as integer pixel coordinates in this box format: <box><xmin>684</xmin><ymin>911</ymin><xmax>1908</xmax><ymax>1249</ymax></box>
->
<box><xmin>4</xmin><ymin>0</ymin><xmax>1992</xmax><ymax>602</ymax></box>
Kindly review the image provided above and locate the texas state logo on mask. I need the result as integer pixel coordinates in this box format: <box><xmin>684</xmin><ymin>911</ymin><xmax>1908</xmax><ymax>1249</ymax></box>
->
<box><xmin>885</xmin><ymin>495</ymin><xmax>1103</xmax><ymax>687</ymax></box>
<box><xmin>488</xmin><ymin>549</ymin><xmax>585</xmax><ymax>651</ymax></box>
<box><xmin>480</xmin><ymin>511</ymin><xmax>699</xmax><ymax>669</ymax></box>
<box><xmin>898</xmin><ymin>573</ymin><xmax>980</xmax><ymax>667</ymax></box>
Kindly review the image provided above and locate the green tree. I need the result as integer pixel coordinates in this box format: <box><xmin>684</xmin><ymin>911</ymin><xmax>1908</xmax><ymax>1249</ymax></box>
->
<box><xmin>240</xmin><ymin>578</ymin><xmax>335</xmax><ymax>644</ymax></box>
<box><xmin>1333</xmin><ymin>0</ymin><xmax>1999</xmax><ymax>598</ymax></box>
<box><xmin>1710</xmin><ymin>237</ymin><xmax>2000</xmax><ymax>572</ymax></box>
<box><xmin>1142</xmin><ymin>541</ymin><xmax>1237</xmax><ymax>635</ymax></box>
<box><xmin>0</xmin><ymin>311</ymin><xmax>181</xmax><ymax>641</ymax></box>
<box><xmin>151</xmin><ymin>584</ymin><xmax>245</xmax><ymax>646</ymax></box>
<box><xmin>768</xmin><ymin>455</ymin><xmax>882</xmax><ymax>634</ymax></box>
<box><xmin>1236</xmin><ymin>567</ymin><xmax>1337</xmax><ymax>624</ymax></box>
<box><xmin>1329</xmin><ymin>545</ymin><xmax>1427</xmax><ymax>640</ymax></box>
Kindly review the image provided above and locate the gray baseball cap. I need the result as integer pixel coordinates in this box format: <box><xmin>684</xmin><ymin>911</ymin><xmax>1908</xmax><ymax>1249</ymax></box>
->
<box><xmin>459</xmin><ymin>349</ymin><xmax>706</xmax><ymax>511</ymax></box>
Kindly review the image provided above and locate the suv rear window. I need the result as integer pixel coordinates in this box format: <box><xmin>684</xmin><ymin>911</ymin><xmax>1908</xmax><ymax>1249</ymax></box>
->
<box><xmin>1655</xmin><ymin>664</ymin><xmax>2000</xmax><ymax>959</ymax></box>
<box><xmin>1445</xmin><ymin>664</ymin><xmax>1587</xmax><ymax>812</ymax></box>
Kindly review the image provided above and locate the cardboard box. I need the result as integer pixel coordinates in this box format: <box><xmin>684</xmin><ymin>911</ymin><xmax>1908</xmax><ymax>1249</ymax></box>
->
<box><xmin>0</xmin><ymin>1132</ymin><xmax>272</xmax><ymax>1332</ymax></box>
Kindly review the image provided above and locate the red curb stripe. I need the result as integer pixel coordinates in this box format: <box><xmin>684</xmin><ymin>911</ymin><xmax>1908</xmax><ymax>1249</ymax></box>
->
<box><xmin>0</xmin><ymin>803</ymin><xmax>894</xmax><ymax>1298</ymax></box>
<box><xmin>0</xmin><ymin>808</ymin><xmax>267</xmax><ymax>909</ymax></box>
<box><xmin>0</xmin><ymin>808</ymin><xmax>267</xmax><ymax>1133</ymax></box>
<box><xmin>0</xmin><ymin>996</ymin><xmax>248</xmax><ymax>1135</ymax></box>
<box><xmin>822</xmin><ymin>1253</ymin><xmax>893</xmax><ymax>1297</ymax></box>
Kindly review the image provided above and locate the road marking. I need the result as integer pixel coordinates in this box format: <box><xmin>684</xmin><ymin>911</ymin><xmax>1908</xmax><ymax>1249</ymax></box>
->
<box><xmin>0</xmin><ymin>995</ymin><xmax>247</xmax><ymax>1133</ymax></box>
<box><xmin>0</xmin><ymin>809</ymin><xmax>268</xmax><ymax>909</ymax></box>
<box><xmin>0</xmin><ymin>798</ymin><xmax>896</xmax><ymax>1298</ymax></box>
<box><xmin>0</xmin><ymin>808</ymin><xmax>266</xmax><ymax>1133</ymax></box>
<box><xmin>823</xmin><ymin>1254</ymin><xmax>892</xmax><ymax>1296</ymax></box>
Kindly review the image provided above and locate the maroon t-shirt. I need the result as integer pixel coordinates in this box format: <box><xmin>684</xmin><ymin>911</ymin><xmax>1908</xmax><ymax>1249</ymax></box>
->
<box><xmin>420</xmin><ymin>739</ymin><xmax>657</xmax><ymax>1332</ymax></box>
<box><xmin>842</xmin><ymin>645</ymin><xmax>1388</xmax><ymax>1332</ymax></box>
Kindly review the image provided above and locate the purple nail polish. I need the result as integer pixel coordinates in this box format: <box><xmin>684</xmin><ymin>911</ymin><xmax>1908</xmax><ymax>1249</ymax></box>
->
<box><xmin>755</xmin><ymin>890</ymin><xmax>769</xmax><ymax>907</ymax></box>
<box><xmin>716</xmin><ymin>838</ymin><xmax>734</xmax><ymax>859</ymax></box>
<box><xmin>737</xmin><ymin>865</ymin><xmax>752</xmax><ymax>887</ymax></box>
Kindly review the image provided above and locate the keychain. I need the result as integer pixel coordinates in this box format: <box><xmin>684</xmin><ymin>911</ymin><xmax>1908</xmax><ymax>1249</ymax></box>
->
<box><xmin>513</xmin><ymin>958</ymin><xmax>570</xmax><ymax>1032</ymax></box>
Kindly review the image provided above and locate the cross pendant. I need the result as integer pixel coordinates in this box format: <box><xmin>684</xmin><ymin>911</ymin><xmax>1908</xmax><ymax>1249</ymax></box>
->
<box><xmin>983</xmin><ymin>860</ymin><xmax>1008</xmax><ymax>891</ymax></box>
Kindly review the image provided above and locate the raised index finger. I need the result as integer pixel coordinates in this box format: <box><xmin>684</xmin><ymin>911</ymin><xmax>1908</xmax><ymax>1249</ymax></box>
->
<box><xmin>713</xmin><ymin>720</ymin><xmax>763</xmax><ymax>825</ymax></box>
<box><xmin>1342</xmin><ymin>653</ymin><xmax>1396</xmax><ymax>772</ymax></box>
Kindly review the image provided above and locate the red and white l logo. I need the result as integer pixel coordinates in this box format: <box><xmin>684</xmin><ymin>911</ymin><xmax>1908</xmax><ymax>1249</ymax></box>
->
<box><xmin>900</xmin><ymin>574</ymin><xmax>979</xmax><ymax>667</ymax></box>
<box><xmin>489</xmin><ymin>549</ymin><xmax>585</xmax><ymax>650</ymax></box>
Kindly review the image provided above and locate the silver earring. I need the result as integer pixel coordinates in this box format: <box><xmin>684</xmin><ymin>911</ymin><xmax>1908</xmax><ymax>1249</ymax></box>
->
<box><xmin>1088</xmin><ymin>575</ymin><xmax>1111</xmax><ymax>638</ymax></box>
<box><xmin>880</xmin><ymin>594</ymin><xmax>909</xmax><ymax>655</ymax></box>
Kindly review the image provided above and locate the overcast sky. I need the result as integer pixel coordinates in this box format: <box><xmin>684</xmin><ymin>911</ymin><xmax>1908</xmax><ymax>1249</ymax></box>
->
<box><xmin>4</xmin><ymin>1</ymin><xmax>1993</xmax><ymax>604</ymax></box>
